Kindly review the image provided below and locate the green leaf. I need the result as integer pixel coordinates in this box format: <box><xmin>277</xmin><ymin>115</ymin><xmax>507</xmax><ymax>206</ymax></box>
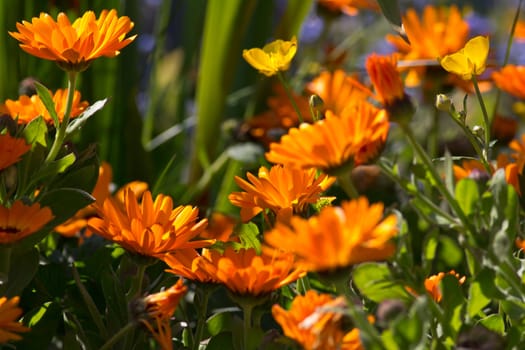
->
<box><xmin>376</xmin><ymin>0</ymin><xmax>402</xmax><ymax>28</ymax></box>
<box><xmin>467</xmin><ymin>271</ymin><xmax>493</xmax><ymax>318</ymax></box>
<box><xmin>438</xmin><ymin>236</ymin><xmax>463</xmax><ymax>267</ymax></box>
<box><xmin>18</xmin><ymin>301</ymin><xmax>61</xmax><ymax>348</ymax></box>
<box><xmin>22</xmin><ymin>116</ymin><xmax>48</xmax><ymax>147</ymax></box>
<box><xmin>478</xmin><ymin>314</ymin><xmax>505</xmax><ymax>335</ymax></box>
<box><xmin>353</xmin><ymin>263</ymin><xmax>410</xmax><ymax>303</ymax></box>
<box><xmin>34</xmin><ymin>81</ymin><xmax>60</xmax><ymax>128</ymax></box>
<box><xmin>455</xmin><ymin>178</ymin><xmax>479</xmax><ymax>216</ymax></box>
<box><xmin>231</xmin><ymin>222</ymin><xmax>261</xmax><ymax>254</ymax></box>
<box><xmin>29</xmin><ymin>153</ymin><xmax>77</xmax><ymax>187</ymax></box>
<box><xmin>5</xmin><ymin>247</ymin><xmax>39</xmax><ymax>297</ymax></box>
<box><xmin>38</xmin><ymin>187</ymin><xmax>95</xmax><ymax>229</ymax></box>
<box><xmin>66</xmin><ymin>98</ymin><xmax>108</xmax><ymax>136</ymax></box>
<box><xmin>206</xmin><ymin>332</ymin><xmax>235</xmax><ymax>350</ymax></box>
<box><xmin>440</xmin><ymin>275</ymin><xmax>466</xmax><ymax>336</ymax></box>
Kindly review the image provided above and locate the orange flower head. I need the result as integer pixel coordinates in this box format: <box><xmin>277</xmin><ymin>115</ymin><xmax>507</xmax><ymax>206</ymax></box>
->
<box><xmin>163</xmin><ymin>248</ymin><xmax>221</xmax><ymax>284</ymax></box>
<box><xmin>453</xmin><ymin>159</ymin><xmax>491</xmax><ymax>182</ymax></box>
<box><xmin>424</xmin><ymin>270</ymin><xmax>466</xmax><ymax>302</ymax></box>
<box><xmin>317</xmin><ymin>0</ymin><xmax>379</xmax><ymax>16</ymax></box>
<box><xmin>306</xmin><ymin>69</ymin><xmax>373</xmax><ymax>115</ymax></box>
<box><xmin>228</xmin><ymin>165</ymin><xmax>335</xmax><ymax>223</ymax></box>
<box><xmin>10</xmin><ymin>10</ymin><xmax>136</xmax><ymax>72</ymax></box>
<box><xmin>55</xmin><ymin>162</ymin><xmax>149</xmax><ymax>240</ymax></box>
<box><xmin>196</xmin><ymin>247</ymin><xmax>305</xmax><ymax>296</ymax></box>
<box><xmin>386</xmin><ymin>5</ymin><xmax>469</xmax><ymax>86</ymax></box>
<box><xmin>266</xmin><ymin>102</ymin><xmax>389</xmax><ymax>175</ymax></box>
<box><xmin>0</xmin><ymin>134</ymin><xmax>31</xmax><ymax>171</ymax></box>
<box><xmin>492</xmin><ymin>65</ymin><xmax>525</xmax><ymax>100</ymax></box>
<box><xmin>365</xmin><ymin>54</ymin><xmax>405</xmax><ymax>107</ymax></box>
<box><xmin>0</xmin><ymin>201</ymin><xmax>54</xmax><ymax>244</ymax></box>
<box><xmin>264</xmin><ymin>197</ymin><xmax>397</xmax><ymax>272</ymax></box>
<box><xmin>0</xmin><ymin>296</ymin><xmax>30</xmax><ymax>343</ymax></box>
<box><xmin>199</xmin><ymin>212</ymin><xmax>236</xmax><ymax>242</ymax></box>
<box><xmin>3</xmin><ymin>89</ymin><xmax>88</xmax><ymax>125</ymax></box>
<box><xmin>272</xmin><ymin>290</ymin><xmax>348</xmax><ymax>350</ymax></box>
<box><xmin>137</xmin><ymin>279</ymin><xmax>187</xmax><ymax>350</ymax></box>
<box><xmin>341</xmin><ymin>328</ymin><xmax>364</xmax><ymax>350</ymax></box>
<box><xmin>87</xmin><ymin>189</ymin><xmax>213</xmax><ymax>257</ymax></box>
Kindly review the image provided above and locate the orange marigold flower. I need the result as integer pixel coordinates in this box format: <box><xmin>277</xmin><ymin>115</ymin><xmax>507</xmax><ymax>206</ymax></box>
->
<box><xmin>317</xmin><ymin>0</ymin><xmax>379</xmax><ymax>16</ymax></box>
<box><xmin>264</xmin><ymin>197</ymin><xmax>397</xmax><ymax>272</ymax></box>
<box><xmin>306</xmin><ymin>69</ymin><xmax>373</xmax><ymax>115</ymax></box>
<box><xmin>163</xmin><ymin>248</ymin><xmax>220</xmax><ymax>284</ymax></box>
<box><xmin>341</xmin><ymin>328</ymin><xmax>364</xmax><ymax>350</ymax></box>
<box><xmin>453</xmin><ymin>159</ymin><xmax>491</xmax><ymax>181</ymax></box>
<box><xmin>3</xmin><ymin>89</ymin><xmax>88</xmax><ymax>125</ymax></box>
<box><xmin>492</xmin><ymin>65</ymin><xmax>525</xmax><ymax>101</ymax></box>
<box><xmin>0</xmin><ymin>201</ymin><xmax>54</xmax><ymax>244</ymax></box>
<box><xmin>137</xmin><ymin>279</ymin><xmax>187</xmax><ymax>350</ymax></box>
<box><xmin>0</xmin><ymin>134</ymin><xmax>31</xmax><ymax>171</ymax></box>
<box><xmin>228</xmin><ymin>165</ymin><xmax>335</xmax><ymax>223</ymax></box>
<box><xmin>196</xmin><ymin>247</ymin><xmax>305</xmax><ymax>296</ymax></box>
<box><xmin>87</xmin><ymin>189</ymin><xmax>213</xmax><ymax>257</ymax></box>
<box><xmin>365</xmin><ymin>54</ymin><xmax>405</xmax><ymax>107</ymax></box>
<box><xmin>199</xmin><ymin>212</ymin><xmax>236</xmax><ymax>242</ymax></box>
<box><xmin>55</xmin><ymin>162</ymin><xmax>149</xmax><ymax>239</ymax></box>
<box><xmin>386</xmin><ymin>5</ymin><xmax>469</xmax><ymax>86</ymax></box>
<box><xmin>240</xmin><ymin>84</ymin><xmax>312</xmax><ymax>146</ymax></box>
<box><xmin>0</xmin><ymin>296</ymin><xmax>30</xmax><ymax>344</ymax></box>
<box><xmin>424</xmin><ymin>270</ymin><xmax>466</xmax><ymax>302</ymax></box>
<box><xmin>10</xmin><ymin>10</ymin><xmax>136</xmax><ymax>72</ymax></box>
<box><xmin>265</xmin><ymin>102</ymin><xmax>389</xmax><ymax>175</ymax></box>
<box><xmin>272</xmin><ymin>290</ymin><xmax>348</xmax><ymax>350</ymax></box>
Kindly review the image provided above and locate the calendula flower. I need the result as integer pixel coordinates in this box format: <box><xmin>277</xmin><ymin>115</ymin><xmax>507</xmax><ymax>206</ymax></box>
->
<box><xmin>242</xmin><ymin>37</ymin><xmax>297</xmax><ymax>77</ymax></box>
<box><xmin>264</xmin><ymin>197</ymin><xmax>397</xmax><ymax>272</ymax></box>
<box><xmin>439</xmin><ymin>36</ymin><xmax>489</xmax><ymax>80</ymax></box>
<box><xmin>228</xmin><ymin>165</ymin><xmax>335</xmax><ymax>223</ymax></box>
<box><xmin>341</xmin><ymin>328</ymin><xmax>364</xmax><ymax>350</ymax></box>
<box><xmin>55</xmin><ymin>162</ymin><xmax>149</xmax><ymax>242</ymax></box>
<box><xmin>240</xmin><ymin>85</ymin><xmax>312</xmax><ymax>146</ymax></box>
<box><xmin>87</xmin><ymin>189</ymin><xmax>213</xmax><ymax>257</ymax></box>
<box><xmin>424</xmin><ymin>270</ymin><xmax>466</xmax><ymax>302</ymax></box>
<box><xmin>453</xmin><ymin>159</ymin><xmax>492</xmax><ymax>182</ymax></box>
<box><xmin>3</xmin><ymin>89</ymin><xmax>88</xmax><ymax>125</ymax></box>
<box><xmin>365</xmin><ymin>54</ymin><xmax>405</xmax><ymax>107</ymax></box>
<box><xmin>272</xmin><ymin>290</ymin><xmax>348</xmax><ymax>350</ymax></box>
<box><xmin>163</xmin><ymin>248</ymin><xmax>220</xmax><ymax>284</ymax></box>
<box><xmin>386</xmin><ymin>5</ymin><xmax>469</xmax><ymax>86</ymax></box>
<box><xmin>10</xmin><ymin>10</ymin><xmax>136</xmax><ymax>72</ymax></box>
<box><xmin>492</xmin><ymin>65</ymin><xmax>525</xmax><ymax>100</ymax></box>
<box><xmin>136</xmin><ymin>279</ymin><xmax>187</xmax><ymax>350</ymax></box>
<box><xmin>306</xmin><ymin>69</ymin><xmax>373</xmax><ymax>115</ymax></box>
<box><xmin>266</xmin><ymin>102</ymin><xmax>389</xmax><ymax>175</ymax></box>
<box><xmin>0</xmin><ymin>296</ymin><xmax>30</xmax><ymax>344</ymax></box>
<box><xmin>196</xmin><ymin>247</ymin><xmax>305</xmax><ymax>296</ymax></box>
<box><xmin>0</xmin><ymin>201</ymin><xmax>54</xmax><ymax>244</ymax></box>
<box><xmin>0</xmin><ymin>134</ymin><xmax>31</xmax><ymax>171</ymax></box>
<box><xmin>317</xmin><ymin>0</ymin><xmax>379</xmax><ymax>16</ymax></box>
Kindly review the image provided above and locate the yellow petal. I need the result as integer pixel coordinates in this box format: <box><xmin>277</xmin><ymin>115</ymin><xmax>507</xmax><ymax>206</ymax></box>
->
<box><xmin>439</xmin><ymin>51</ymin><xmax>472</xmax><ymax>79</ymax></box>
<box><xmin>463</xmin><ymin>35</ymin><xmax>489</xmax><ymax>75</ymax></box>
<box><xmin>242</xmin><ymin>48</ymin><xmax>276</xmax><ymax>76</ymax></box>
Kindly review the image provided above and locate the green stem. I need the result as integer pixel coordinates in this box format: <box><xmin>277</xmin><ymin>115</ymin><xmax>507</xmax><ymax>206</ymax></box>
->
<box><xmin>471</xmin><ymin>76</ymin><xmax>491</xmax><ymax>161</ymax></box>
<box><xmin>297</xmin><ymin>276</ymin><xmax>311</xmax><ymax>295</ymax></box>
<box><xmin>127</xmin><ymin>262</ymin><xmax>147</xmax><ymax>300</ymax></box>
<box><xmin>0</xmin><ymin>246</ymin><xmax>12</xmax><ymax>294</ymax></box>
<box><xmin>277</xmin><ymin>72</ymin><xmax>304</xmax><ymax>123</ymax></box>
<box><xmin>447</xmin><ymin>110</ymin><xmax>492</xmax><ymax>173</ymax></box>
<box><xmin>72</xmin><ymin>264</ymin><xmax>108</xmax><ymax>339</ymax></box>
<box><xmin>45</xmin><ymin>71</ymin><xmax>77</xmax><ymax>163</ymax></box>
<box><xmin>192</xmin><ymin>288</ymin><xmax>210</xmax><ymax>350</ymax></box>
<box><xmin>400</xmin><ymin>125</ymin><xmax>475</xmax><ymax>235</ymax></box>
<box><xmin>99</xmin><ymin>322</ymin><xmax>137</xmax><ymax>350</ymax></box>
<box><xmin>378</xmin><ymin>159</ymin><xmax>458</xmax><ymax>226</ymax></box>
<box><xmin>428</xmin><ymin>108</ymin><xmax>439</xmax><ymax>159</ymax></box>
<box><xmin>243</xmin><ymin>302</ymin><xmax>254</xmax><ymax>350</ymax></box>
<box><xmin>337</xmin><ymin>173</ymin><xmax>359</xmax><ymax>199</ymax></box>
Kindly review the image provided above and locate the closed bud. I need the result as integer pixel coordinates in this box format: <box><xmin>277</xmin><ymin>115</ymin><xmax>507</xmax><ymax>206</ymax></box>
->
<box><xmin>435</xmin><ymin>94</ymin><xmax>452</xmax><ymax>112</ymax></box>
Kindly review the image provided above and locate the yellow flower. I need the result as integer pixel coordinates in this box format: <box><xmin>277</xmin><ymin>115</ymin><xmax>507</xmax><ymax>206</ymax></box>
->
<box><xmin>242</xmin><ymin>37</ymin><xmax>297</xmax><ymax>77</ymax></box>
<box><xmin>9</xmin><ymin>10</ymin><xmax>136</xmax><ymax>72</ymax></box>
<box><xmin>439</xmin><ymin>36</ymin><xmax>489</xmax><ymax>80</ymax></box>
<box><xmin>0</xmin><ymin>201</ymin><xmax>54</xmax><ymax>244</ymax></box>
<box><xmin>264</xmin><ymin>197</ymin><xmax>397</xmax><ymax>272</ymax></box>
<box><xmin>0</xmin><ymin>296</ymin><xmax>30</xmax><ymax>344</ymax></box>
<box><xmin>228</xmin><ymin>165</ymin><xmax>335</xmax><ymax>223</ymax></box>
<box><xmin>271</xmin><ymin>290</ymin><xmax>349</xmax><ymax>350</ymax></box>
